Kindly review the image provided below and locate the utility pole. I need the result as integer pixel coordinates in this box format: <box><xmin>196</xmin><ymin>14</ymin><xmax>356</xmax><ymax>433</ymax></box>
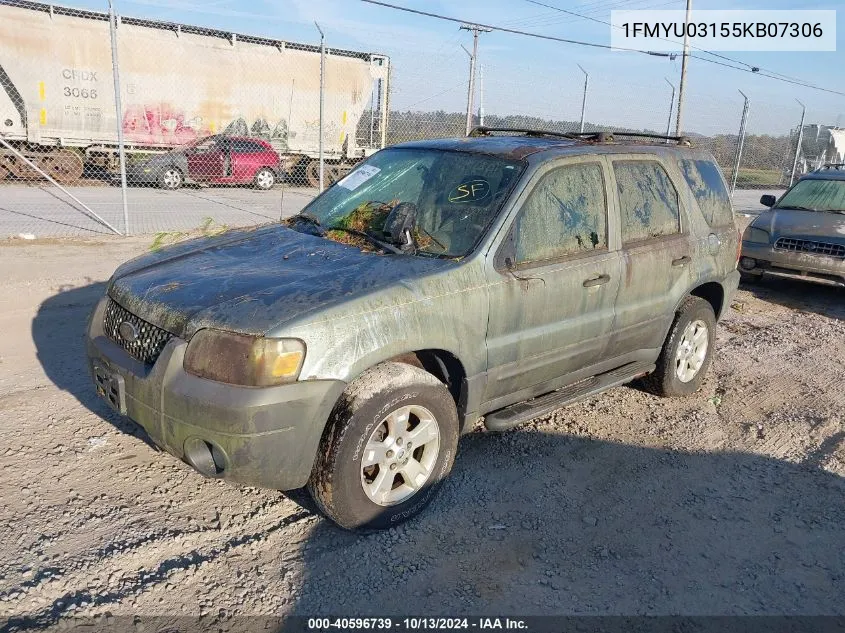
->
<box><xmin>789</xmin><ymin>99</ymin><xmax>806</xmax><ymax>186</ymax></box>
<box><xmin>461</xmin><ymin>24</ymin><xmax>491</xmax><ymax>136</ymax></box>
<box><xmin>315</xmin><ymin>22</ymin><xmax>325</xmax><ymax>192</ymax></box>
<box><xmin>730</xmin><ymin>90</ymin><xmax>751</xmax><ymax>195</ymax></box>
<box><xmin>664</xmin><ymin>77</ymin><xmax>676</xmax><ymax>142</ymax></box>
<box><xmin>674</xmin><ymin>0</ymin><xmax>692</xmax><ymax>136</ymax></box>
<box><xmin>478</xmin><ymin>63</ymin><xmax>485</xmax><ymax>126</ymax></box>
<box><xmin>577</xmin><ymin>64</ymin><xmax>588</xmax><ymax>133</ymax></box>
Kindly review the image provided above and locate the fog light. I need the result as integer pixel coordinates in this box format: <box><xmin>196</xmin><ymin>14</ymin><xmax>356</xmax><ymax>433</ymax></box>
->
<box><xmin>739</xmin><ymin>257</ymin><xmax>757</xmax><ymax>271</ymax></box>
<box><xmin>183</xmin><ymin>437</ymin><xmax>227</xmax><ymax>477</ymax></box>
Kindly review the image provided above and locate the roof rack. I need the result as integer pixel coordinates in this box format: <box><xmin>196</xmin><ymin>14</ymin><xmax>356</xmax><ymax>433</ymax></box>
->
<box><xmin>468</xmin><ymin>126</ymin><xmax>691</xmax><ymax>147</ymax></box>
<box><xmin>819</xmin><ymin>163</ymin><xmax>845</xmax><ymax>170</ymax></box>
<box><xmin>600</xmin><ymin>131</ymin><xmax>692</xmax><ymax>146</ymax></box>
<box><xmin>468</xmin><ymin>126</ymin><xmax>579</xmax><ymax>140</ymax></box>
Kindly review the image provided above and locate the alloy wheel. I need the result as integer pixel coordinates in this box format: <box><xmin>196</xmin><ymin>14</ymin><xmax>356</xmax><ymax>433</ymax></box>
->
<box><xmin>360</xmin><ymin>405</ymin><xmax>441</xmax><ymax>506</ymax></box>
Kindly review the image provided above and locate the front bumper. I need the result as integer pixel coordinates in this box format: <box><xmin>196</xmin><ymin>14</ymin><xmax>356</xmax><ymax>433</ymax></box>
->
<box><xmin>740</xmin><ymin>242</ymin><xmax>845</xmax><ymax>285</ymax></box>
<box><xmin>85</xmin><ymin>296</ymin><xmax>346</xmax><ymax>490</ymax></box>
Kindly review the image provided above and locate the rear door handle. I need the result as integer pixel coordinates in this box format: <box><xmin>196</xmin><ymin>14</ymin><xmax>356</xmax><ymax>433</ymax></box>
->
<box><xmin>672</xmin><ymin>256</ymin><xmax>692</xmax><ymax>267</ymax></box>
<box><xmin>583</xmin><ymin>274</ymin><xmax>611</xmax><ymax>288</ymax></box>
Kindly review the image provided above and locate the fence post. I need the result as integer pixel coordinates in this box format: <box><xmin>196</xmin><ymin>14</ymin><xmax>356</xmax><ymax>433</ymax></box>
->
<box><xmin>730</xmin><ymin>90</ymin><xmax>750</xmax><ymax>195</ymax></box>
<box><xmin>315</xmin><ymin>22</ymin><xmax>325</xmax><ymax>193</ymax></box>
<box><xmin>789</xmin><ymin>99</ymin><xmax>806</xmax><ymax>187</ymax></box>
<box><xmin>108</xmin><ymin>0</ymin><xmax>130</xmax><ymax>235</ymax></box>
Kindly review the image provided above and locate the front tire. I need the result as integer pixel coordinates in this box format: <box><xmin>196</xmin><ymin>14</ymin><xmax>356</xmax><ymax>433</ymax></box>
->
<box><xmin>308</xmin><ymin>362</ymin><xmax>459</xmax><ymax>530</ymax></box>
<box><xmin>253</xmin><ymin>167</ymin><xmax>276</xmax><ymax>190</ymax></box>
<box><xmin>643</xmin><ymin>296</ymin><xmax>717</xmax><ymax>397</ymax></box>
<box><xmin>159</xmin><ymin>167</ymin><xmax>183</xmax><ymax>190</ymax></box>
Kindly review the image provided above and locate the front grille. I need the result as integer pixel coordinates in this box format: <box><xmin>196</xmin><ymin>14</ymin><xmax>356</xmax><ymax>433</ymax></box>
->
<box><xmin>774</xmin><ymin>237</ymin><xmax>845</xmax><ymax>258</ymax></box>
<box><xmin>103</xmin><ymin>298</ymin><xmax>173</xmax><ymax>365</ymax></box>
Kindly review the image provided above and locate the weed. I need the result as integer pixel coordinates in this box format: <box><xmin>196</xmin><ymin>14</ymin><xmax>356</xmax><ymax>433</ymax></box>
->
<box><xmin>149</xmin><ymin>217</ymin><xmax>230</xmax><ymax>251</ymax></box>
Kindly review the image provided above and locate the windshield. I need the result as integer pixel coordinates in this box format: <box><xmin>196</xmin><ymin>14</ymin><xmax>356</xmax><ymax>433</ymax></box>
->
<box><xmin>776</xmin><ymin>178</ymin><xmax>845</xmax><ymax>213</ymax></box>
<box><xmin>296</xmin><ymin>148</ymin><xmax>524</xmax><ymax>257</ymax></box>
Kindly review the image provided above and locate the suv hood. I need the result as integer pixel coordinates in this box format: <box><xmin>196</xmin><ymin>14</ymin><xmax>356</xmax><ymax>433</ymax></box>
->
<box><xmin>108</xmin><ymin>225</ymin><xmax>454</xmax><ymax>339</ymax></box>
<box><xmin>755</xmin><ymin>207</ymin><xmax>845</xmax><ymax>241</ymax></box>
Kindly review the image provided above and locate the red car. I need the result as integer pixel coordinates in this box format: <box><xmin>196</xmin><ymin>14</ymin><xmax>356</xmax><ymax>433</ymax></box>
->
<box><xmin>185</xmin><ymin>135</ymin><xmax>280</xmax><ymax>190</ymax></box>
<box><xmin>127</xmin><ymin>135</ymin><xmax>281</xmax><ymax>190</ymax></box>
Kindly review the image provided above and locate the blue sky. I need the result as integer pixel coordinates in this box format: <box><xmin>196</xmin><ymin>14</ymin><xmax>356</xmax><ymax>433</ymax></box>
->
<box><xmin>74</xmin><ymin>0</ymin><xmax>844</xmax><ymax>136</ymax></box>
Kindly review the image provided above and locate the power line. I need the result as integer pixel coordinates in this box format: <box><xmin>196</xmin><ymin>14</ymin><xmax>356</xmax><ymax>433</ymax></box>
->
<box><xmin>360</xmin><ymin>0</ymin><xmax>673</xmax><ymax>54</ymax></box>
<box><xmin>361</xmin><ymin>0</ymin><xmax>845</xmax><ymax>98</ymax></box>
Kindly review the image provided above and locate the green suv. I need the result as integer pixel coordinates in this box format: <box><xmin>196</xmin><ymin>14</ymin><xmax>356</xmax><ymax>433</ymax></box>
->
<box><xmin>87</xmin><ymin>128</ymin><xmax>740</xmax><ymax>530</ymax></box>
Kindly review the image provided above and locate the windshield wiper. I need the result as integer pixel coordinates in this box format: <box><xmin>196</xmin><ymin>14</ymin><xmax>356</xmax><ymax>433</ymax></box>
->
<box><xmin>325</xmin><ymin>226</ymin><xmax>404</xmax><ymax>254</ymax></box>
<box><xmin>776</xmin><ymin>205</ymin><xmax>818</xmax><ymax>212</ymax></box>
<box><xmin>287</xmin><ymin>212</ymin><xmax>322</xmax><ymax>228</ymax></box>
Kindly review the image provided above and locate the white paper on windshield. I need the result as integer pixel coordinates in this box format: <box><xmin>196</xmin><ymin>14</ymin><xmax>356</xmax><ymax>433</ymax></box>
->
<box><xmin>337</xmin><ymin>165</ymin><xmax>381</xmax><ymax>190</ymax></box>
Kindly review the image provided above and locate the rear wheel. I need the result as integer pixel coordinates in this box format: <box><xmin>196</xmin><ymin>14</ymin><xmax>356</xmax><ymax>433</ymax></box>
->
<box><xmin>643</xmin><ymin>296</ymin><xmax>716</xmax><ymax>397</ymax></box>
<box><xmin>253</xmin><ymin>167</ymin><xmax>276</xmax><ymax>190</ymax></box>
<box><xmin>308</xmin><ymin>362</ymin><xmax>459</xmax><ymax>530</ymax></box>
<box><xmin>305</xmin><ymin>159</ymin><xmax>340</xmax><ymax>188</ymax></box>
<box><xmin>159</xmin><ymin>167</ymin><xmax>183</xmax><ymax>190</ymax></box>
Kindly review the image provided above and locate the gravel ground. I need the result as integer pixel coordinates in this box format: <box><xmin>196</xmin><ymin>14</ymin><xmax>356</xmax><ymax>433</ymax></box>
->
<box><xmin>0</xmin><ymin>235</ymin><xmax>843</xmax><ymax>628</ymax></box>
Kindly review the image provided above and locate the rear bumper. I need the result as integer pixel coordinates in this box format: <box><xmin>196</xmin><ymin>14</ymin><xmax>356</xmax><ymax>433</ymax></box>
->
<box><xmin>740</xmin><ymin>242</ymin><xmax>845</xmax><ymax>285</ymax></box>
<box><xmin>85</xmin><ymin>297</ymin><xmax>346</xmax><ymax>490</ymax></box>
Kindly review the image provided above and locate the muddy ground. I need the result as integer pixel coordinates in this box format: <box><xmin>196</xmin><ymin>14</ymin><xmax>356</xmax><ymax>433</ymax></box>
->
<box><xmin>0</xmin><ymin>234</ymin><xmax>843</xmax><ymax>629</ymax></box>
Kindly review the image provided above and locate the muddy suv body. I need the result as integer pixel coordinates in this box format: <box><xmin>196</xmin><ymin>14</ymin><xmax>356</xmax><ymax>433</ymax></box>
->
<box><xmin>87</xmin><ymin>130</ymin><xmax>740</xmax><ymax>529</ymax></box>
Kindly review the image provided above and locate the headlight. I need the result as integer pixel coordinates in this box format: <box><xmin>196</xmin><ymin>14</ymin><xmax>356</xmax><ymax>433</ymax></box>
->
<box><xmin>742</xmin><ymin>226</ymin><xmax>770</xmax><ymax>244</ymax></box>
<box><xmin>183</xmin><ymin>329</ymin><xmax>305</xmax><ymax>386</ymax></box>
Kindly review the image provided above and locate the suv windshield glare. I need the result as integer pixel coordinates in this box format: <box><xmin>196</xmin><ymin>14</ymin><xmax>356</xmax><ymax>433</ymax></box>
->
<box><xmin>296</xmin><ymin>148</ymin><xmax>524</xmax><ymax>257</ymax></box>
<box><xmin>776</xmin><ymin>178</ymin><xmax>845</xmax><ymax>213</ymax></box>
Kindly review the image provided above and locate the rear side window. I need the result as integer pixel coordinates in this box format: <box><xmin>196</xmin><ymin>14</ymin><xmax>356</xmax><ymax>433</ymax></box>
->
<box><xmin>613</xmin><ymin>160</ymin><xmax>680</xmax><ymax>244</ymax></box>
<box><xmin>232</xmin><ymin>140</ymin><xmax>266</xmax><ymax>153</ymax></box>
<box><xmin>679</xmin><ymin>159</ymin><xmax>734</xmax><ymax>226</ymax></box>
<box><xmin>514</xmin><ymin>162</ymin><xmax>608</xmax><ymax>264</ymax></box>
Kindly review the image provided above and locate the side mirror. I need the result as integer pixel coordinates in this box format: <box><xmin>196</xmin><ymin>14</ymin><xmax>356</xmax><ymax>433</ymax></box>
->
<box><xmin>760</xmin><ymin>194</ymin><xmax>776</xmax><ymax>207</ymax></box>
<box><xmin>504</xmin><ymin>256</ymin><xmax>515</xmax><ymax>271</ymax></box>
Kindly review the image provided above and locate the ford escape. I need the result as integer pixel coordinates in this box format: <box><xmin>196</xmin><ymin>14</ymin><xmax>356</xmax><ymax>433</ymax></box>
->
<box><xmin>87</xmin><ymin>128</ymin><xmax>741</xmax><ymax>530</ymax></box>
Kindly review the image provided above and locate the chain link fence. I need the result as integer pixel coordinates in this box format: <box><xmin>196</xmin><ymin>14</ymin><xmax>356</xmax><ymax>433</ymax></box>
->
<box><xmin>0</xmin><ymin>0</ymin><xmax>842</xmax><ymax>237</ymax></box>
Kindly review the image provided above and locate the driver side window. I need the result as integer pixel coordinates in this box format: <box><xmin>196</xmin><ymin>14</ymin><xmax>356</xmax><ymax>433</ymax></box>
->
<box><xmin>514</xmin><ymin>162</ymin><xmax>608</xmax><ymax>265</ymax></box>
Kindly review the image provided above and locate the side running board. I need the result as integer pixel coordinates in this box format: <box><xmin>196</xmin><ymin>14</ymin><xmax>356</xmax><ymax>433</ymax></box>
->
<box><xmin>483</xmin><ymin>361</ymin><xmax>655</xmax><ymax>432</ymax></box>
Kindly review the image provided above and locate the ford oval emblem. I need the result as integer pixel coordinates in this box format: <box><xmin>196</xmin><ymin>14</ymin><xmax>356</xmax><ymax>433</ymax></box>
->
<box><xmin>119</xmin><ymin>321</ymin><xmax>140</xmax><ymax>343</ymax></box>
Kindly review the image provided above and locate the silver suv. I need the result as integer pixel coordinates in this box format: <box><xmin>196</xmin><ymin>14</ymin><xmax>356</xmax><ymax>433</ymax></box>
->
<box><xmin>87</xmin><ymin>128</ymin><xmax>741</xmax><ymax>530</ymax></box>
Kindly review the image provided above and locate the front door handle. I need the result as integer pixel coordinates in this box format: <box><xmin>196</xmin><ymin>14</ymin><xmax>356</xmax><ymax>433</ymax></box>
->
<box><xmin>672</xmin><ymin>256</ymin><xmax>692</xmax><ymax>267</ymax></box>
<box><xmin>583</xmin><ymin>274</ymin><xmax>611</xmax><ymax>288</ymax></box>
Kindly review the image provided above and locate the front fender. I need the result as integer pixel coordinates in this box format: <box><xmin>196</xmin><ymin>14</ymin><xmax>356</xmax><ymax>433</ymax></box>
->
<box><xmin>281</xmin><ymin>265</ymin><xmax>490</xmax><ymax>384</ymax></box>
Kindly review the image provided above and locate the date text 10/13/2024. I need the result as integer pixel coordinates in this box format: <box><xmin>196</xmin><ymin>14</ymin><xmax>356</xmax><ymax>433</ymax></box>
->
<box><xmin>307</xmin><ymin>618</ymin><xmax>529</xmax><ymax>631</ymax></box>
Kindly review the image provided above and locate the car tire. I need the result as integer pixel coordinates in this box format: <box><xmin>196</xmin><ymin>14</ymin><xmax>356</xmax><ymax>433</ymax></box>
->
<box><xmin>253</xmin><ymin>168</ymin><xmax>275</xmax><ymax>190</ymax></box>
<box><xmin>643</xmin><ymin>296</ymin><xmax>717</xmax><ymax>398</ymax></box>
<box><xmin>159</xmin><ymin>167</ymin><xmax>183</xmax><ymax>190</ymax></box>
<box><xmin>307</xmin><ymin>362</ymin><xmax>459</xmax><ymax>530</ymax></box>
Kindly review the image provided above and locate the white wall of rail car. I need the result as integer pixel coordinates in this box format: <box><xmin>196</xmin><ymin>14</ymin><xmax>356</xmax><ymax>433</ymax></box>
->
<box><xmin>0</xmin><ymin>1</ymin><xmax>388</xmax><ymax>160</ymax></box>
